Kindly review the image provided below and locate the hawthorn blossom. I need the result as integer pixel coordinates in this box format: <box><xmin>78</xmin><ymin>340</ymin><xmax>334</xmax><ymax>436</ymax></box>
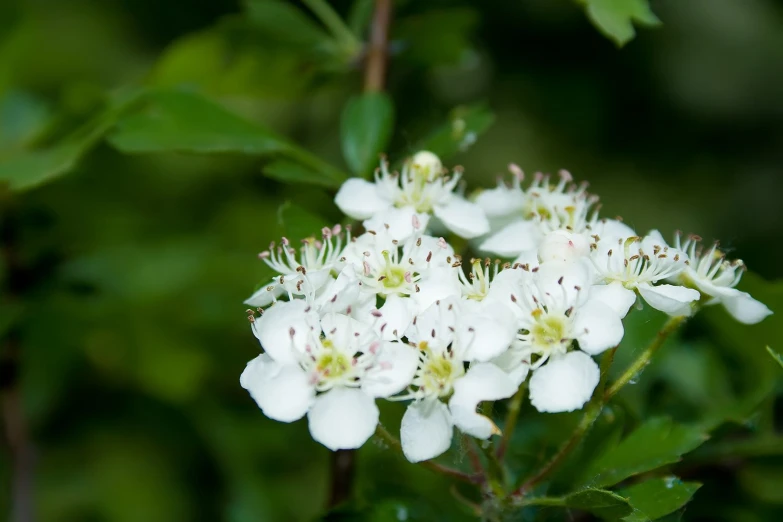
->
<box><xmin>334</xmin><ymin>151</ymin><xmax>490</xmax><ymax>241</ymax></box>
<box><xmin>510</xmin><ymin>269</ymin><xmax>623</xmax><ymax>413</ymax></box>
<box><xmin>591</xmin><ymin>233</ymin><xmax>701</xmax><ymax>317</ymax></box>
<box><xmin>242</xmin><ymin>304</ymin><xmax>418</xmax><ymax>450</ymax></box>
<box><xmin>397</xmin><ymin>300</ymin><xmax>517</xmax><ymax>462</ymax></box>
<box><xmin>667</xmin><ymin>232</ymin><xmax>772</xmax><ymax>324</ymax></box>
<box><xmin>245</xmin><ymin>226</ymin><xmax>347</xmax><ymax>307</ymax></box>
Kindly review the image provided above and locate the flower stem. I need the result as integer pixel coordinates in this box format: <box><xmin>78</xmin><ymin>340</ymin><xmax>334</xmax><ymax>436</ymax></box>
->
<box><xmin>302</xmin><ymin>0</ymin><xmax>360</xmax><ymax>53</ymax></box>
<box><xmin>604</xmin><ymin>315</ymin><xmax>686</xmax><ymax>401</ymax></box>
<box><xmin>511</xmin><ymin>348</ymin><xmax>616</xmax><ymax>498</ymax></box>
<box><xmin>496</xmin><ymin>385</ymin><xmax>527</xmax><ymax>461</ymax></box>
<box><xmin>375</xmin><ymin>425</ymin><xmax>479</xmax><ymax>484</ymax></box>
<box><xmin>363</xmin><ymin>0</ymin><xmax>392</xmax><ymax>92</ymax></box>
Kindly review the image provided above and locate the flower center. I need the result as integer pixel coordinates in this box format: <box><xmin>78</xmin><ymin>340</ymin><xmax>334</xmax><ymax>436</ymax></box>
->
<box><xmin>314</xmin><ymin>341</ymin><xmax>352</xmax><ymax>382</ymax></box>
<box><xmin>381</xmin><ymin>265</ymin><xmax>408</xmax><ymax>290</ymax></box>
<box><xmin>414</xmin><ymin>344</ymin><xmax>465</xmax><ymax>399</ymax></box>
<box><xmin>529</xmin><ymin>313</ymin><xmax>570</xmax><ymax>353</ymax></box>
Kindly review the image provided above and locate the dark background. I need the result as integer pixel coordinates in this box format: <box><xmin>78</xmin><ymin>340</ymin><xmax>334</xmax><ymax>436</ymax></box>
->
<box><xmin>1</xmin><ymin>0</ymin><xmax>781</xmax><ymax>520</ymax></box>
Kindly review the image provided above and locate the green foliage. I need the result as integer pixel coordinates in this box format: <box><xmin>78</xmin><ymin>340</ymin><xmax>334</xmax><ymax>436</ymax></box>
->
<box><xmin>340</xmin><ymin>92</ymin><xmax>394</xmax><ymax>176</ymax></box>
<box><xmin>415</xmin><ymin>104</ymin><xmax>494</xmax><ymax>161</ymax></box>
<box><xmin>583</xmin><ymin>417</ymin><xmax>708</xmax><ymax>488</ymax></box>
<box><xmin>243</xmin><ymin>0</ymin><xmax>334</xmax><ymax>51</ymax></box>
<box><xmin>619</xmin><ymin>477</ymin><xmax>701</xmax><ymax>521</ymax></box>
<box><xmin>766</xmin><ymin>346</ymin><xmax>783</xmax><ymax>369</ymax></box>
<box><xmin>561</xmin><ymin>488</ymin><xmax>633</xmax><ymax>519</ymax></box>
<box><xmin>577</xmin><ymin>0</ymin><xmax>661</xmax><ymax>47</ymax></box>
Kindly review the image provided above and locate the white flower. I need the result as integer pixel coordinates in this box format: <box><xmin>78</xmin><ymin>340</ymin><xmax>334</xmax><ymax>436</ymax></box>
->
<box><xmin>242</xmin><ymin>310</ymin><xmax>418</xmax><ymax>451</ymax></box>
<box><xmin>245</xmin><ymin>226</ymin><xmax>347</xmax><ymax>307</ymax></box>
<box><xmin>396</xmin><ymin>301</ymin><xmax>517</xmax><ymax>462</ymax></box>
<box><xmin>591</xmin><ymin>233</ymin><xmax>701</xmax><ymax>317</ymax></box>
<box><xmin>510</xmin><ymin>270</ymin><xmax>623</xmax><ymax>413</ymax></box>
<box><xmin>478</xmin><ymin>169</ymin><xmax>598</xmax><ymax>259</ymax></box>
<box><xmin>669</xmin><ymin>233</ymin><xmax>772</xmax><ymax>324</ymax></box>
<box><xmin>334</xmin><ymin>151</ymin><xmax>490</xmax><ymax>241</ymax></box>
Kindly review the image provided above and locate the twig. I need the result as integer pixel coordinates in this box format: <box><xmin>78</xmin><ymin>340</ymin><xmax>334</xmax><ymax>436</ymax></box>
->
<box><xmin>604</xmin><ymin>315</ymin><xmax>686</xmax><ymax>400</ymax></box>
<box><xmin>1</xmin><ymin>201</ymin><xmax>35</xmax><ymax>522</ymax></box>
<box><xmin>375</xmin><ymin>425</ymin><xmax>479</xmax><ymax>484</ymax></box>
<box><xmin>511</xmin><ymin>348</ymin><xmax>617</xmax><ymax>499</ymax></box>
<box><xmin>496</xmin><ymin>385</ymin><xmax>526</xmax><ymax>461</ymax></box>
<box><xmin>364</xmin><ymin>0</ymin><xmax>392</xmax><ymax>92</ymax></box>
<box><xmin>327</xmin><ymin>450</ymin><xmax>356</xmax><ymax>507</ymax></box>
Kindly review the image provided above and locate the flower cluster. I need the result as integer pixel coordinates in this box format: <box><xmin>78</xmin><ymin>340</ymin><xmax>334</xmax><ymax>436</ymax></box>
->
<box><xmin>241</xmin><ymin>152</ymin><xmax>772</xmax><ymax>462</ymax></box>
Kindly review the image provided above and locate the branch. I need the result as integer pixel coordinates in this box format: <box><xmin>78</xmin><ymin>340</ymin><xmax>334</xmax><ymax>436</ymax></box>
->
<box><xmin>496</xmin><ymin>385</ymin><xmax>526</xmax><ymax>461</ymax></box>
<box><xmin>364</xmin><ymin>0</ymin><xmax>392</xmax><ymax>92</ymax></box>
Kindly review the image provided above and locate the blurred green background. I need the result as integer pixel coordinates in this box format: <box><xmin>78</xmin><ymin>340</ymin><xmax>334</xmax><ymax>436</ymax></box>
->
<box><xmin>0</xmin><ymin>0</ymin><xmax>782</xmax><ymax>520</ymax></box>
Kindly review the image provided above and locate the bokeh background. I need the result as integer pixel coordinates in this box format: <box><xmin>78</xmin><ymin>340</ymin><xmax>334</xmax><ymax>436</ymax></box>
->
<box><xmin>1</xmin><ymin>0</ymin><xmax>782</xmax><ymax>520</ymax></box>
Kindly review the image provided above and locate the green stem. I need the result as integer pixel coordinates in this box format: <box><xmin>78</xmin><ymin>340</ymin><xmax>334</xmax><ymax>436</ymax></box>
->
<box><xmin>511</xmin><ymin>348</ymin><xmax>616</xmax><ymax>498</ymax></box>
<box><xmin>302</xmin><ymin>0</ymin><xmax>360</xmax><ymax>52</ymax></box>
<box><xmin>604</xmin><ymin>315</ymin><xmax>686</xmax><ymax>401</ymax></box>
<box><xmin>496</xmin><ymin>385</ymin><xmax>526</xmax><ymax>461</ymax></box>
<box><xmin>375</xmin><ymin>425</ymin><xmax>478</xmax><ymax>484</ymax></box>
<box><xmin>516</xmin><ymin>496</ymin><xmax>566</xmax><ymax>508</ymax></box>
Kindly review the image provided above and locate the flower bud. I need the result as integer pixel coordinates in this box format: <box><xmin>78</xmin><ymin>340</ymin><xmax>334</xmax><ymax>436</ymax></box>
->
<box><xmin>410</xmin><ymin>151</ymin><xmax>443</xmax><ymax>181</ymax></box>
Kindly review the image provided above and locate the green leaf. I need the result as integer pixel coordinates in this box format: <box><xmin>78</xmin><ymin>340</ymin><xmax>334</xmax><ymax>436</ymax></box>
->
<box><xmin>394</xmin><ymin>8</ymin><xmax>479</xmax><ymax>66</ymax></box>
<box><xmin>0</xmin><ymin>90</ymin><xmax>51</xmax><ymax>152</ymax></box>
<box><xmin>415</xmin><ymin>104</ymin><xmax>494</xmax><ymax>161</ymax></box>
<box><xmin>108</xmin><ymin>90</ymin><xmax>287</xmax><ymax>155</ymax></box>
<box><xmin>580</xmin><ymin>0</ymin><xmax>661</xmax><ymax>47</ymax></box>
<box><xmin>563</xmin><ymin>488</ymin><xmax>633</xmax><ymax>520</ymax></box>
<box><xmin>766</xmin><ymin>346</ymin><xmax>783</xmax><ymax>369</ymax></box>
<box><xmin>263</xmin><ymin>159</ymin><xmax>342</xmax><ymax>188</ymax></box>
<box><xmin>277</xmin><ymin>201</ymin><xmax>329</xmax><ymax>243</ymax></box>
<box><xmin>0</xmin><ymin>91</ymin><xmax>140</xmax><ymax>192</ymax></box>
<box><xmin>619</xmin><ymin>477</ymin><xmax>701</xmax><ymax>521</ymax></box>
<box><xmin>584</xmin><ymin>417</ymin><xmax>708</xmax><ymax>488</ymax></box>
<box><xmin>243</xmin><ymin>0</ymin><xmax>333</xmax><ymax>49</ymax></box>
<box><xmin>340</xmin><ymin>92</ymin><xmax>394</xmax><ymax>176</ymax></box>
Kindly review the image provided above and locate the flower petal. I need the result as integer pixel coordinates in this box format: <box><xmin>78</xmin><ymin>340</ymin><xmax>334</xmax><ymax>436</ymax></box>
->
<box><xmin>721</xmin><ymin>290</ymin><xmax>773</xmax><ymax>325</ymax></box>
<box><xmin>244</xmin><ymin>281</ymin><xmax>284</xmax><ymax>307</ymax></box>
<box><xmin>240</xmin><ymin>354</ymin><xmax>314</xmax><ymax>422</ymax></box>
<box><xmin>538</xmin><ymin>230</ymin><xmax>591</xmax><ymax>264</ymax></box>
<box><xmin>573</xmin><ymin>299</ymin><xmax>624</xmax><ymax>355</ymax></box>
<box><xmin>459</xmin><ymin>301</ymin><xmax>518</xmax><ymax>362</ymax></box>
<box><xmin>307</xmin><ymin>387</ymin><xmax>379</xmax><ymax>450</ymax></box>
<box><xmin>529</xmin><ymin>351</ymin><xmax>600</xmax><ymax>413</ymax></box>
<box><xmin>400</xmin><ymin>400</ymin><xmax>453</xmax><ymax>462</ymax></box>
<box><xmin>314</xmin><ymin>266</ymin><xmax>359</xmax><ymax>314</ymax></box>
<box><xmin>334</xmin><ymin>178</ymin><xmax>391</xmax><ymax>220</ymax></box>
<box><xmin>450</xmin><ymin>363</ymin><xmax>517</xmax><ymax>439</ymax></box>
<box><xmin>479</xmin><ymin>220</ymin><xmax>541</xmax><ymax>257</ymax></box>
<box><xmin>588</xmin><ymin>282</ymin><xmax>636</xmax><ymax>318</ymax></box>
<box><xmin>375</xmin><ymin>293</ymin><xmax>414</xmax><ymax>340</ymax></box>
<box><xmin>638</xmin><ymin>283</ymin><xmax>700</xmax><ymax>316</ymax></box>
<box><xmin>434</xmin><ymin>196</ymin><xmax>490</xmax><ymax>239</ymax></box>
<box><xmin>363</xmin><ymin>206</ymin><xmax>429</xmax><ymax>242</ymax></box>
<box><xmin>252</xmin><ymin>300</ymin><xmax>319</xmax><ymax>364</ymax></box>
<box><xmin>474</xmin><ymin>184</ymin><xmax>526</xmax><ymax>219</ymax></box>
<box><xmin>411</xmin><ymin>272</ymin><xmax>461</xmax><ymax>313</ymax></box>
<box><xmin>362</xmin><ymin>342</ymin><xmax>419</xmax><ymax>398</ymax></box>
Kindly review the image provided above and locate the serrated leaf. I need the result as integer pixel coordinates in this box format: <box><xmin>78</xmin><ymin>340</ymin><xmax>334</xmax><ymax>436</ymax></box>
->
<box><xmin>584</xmin><ymin>418</ymin><xmax>708</xmax><ymax>488</ymax></box>
<box><xmin>563</xmin><ymin>488</ymin><xmax>633</xmax><ymax>520</ymax></box>
<box><xmin>766</xmin><ymin>346</ymin><xmax>783</xmax><ymax>369</ymax></box>
<box><xmin>340</xmin><ymin>92</ymin><xmax>394</xmax><ymax>176</ymax></box>
<box><xmin>415</xmin><ymin>104</ymin><xmax>494</xmax><ymax>161</ymax></box>
<box><xmin>244</xmin><ymin>0</ymin><xmax>333</xmax><ymax>49</ymax></box>
<box><xmin>581</xmin><ymin>0</ymin><xmax>661</xmax><ymax>47</ymax></box>
<box><xmin>619</xmin><ymin>477</ymin><xmax>701</xmax><ymax>521</ymax></box>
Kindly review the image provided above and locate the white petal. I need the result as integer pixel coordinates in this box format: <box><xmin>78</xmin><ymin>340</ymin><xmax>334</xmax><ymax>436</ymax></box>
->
<box><xmin>490</xmin><ymin>349</ymin><xmax>531</xmax><ymax>387</ymax></box>
<box><xmin>334</xmin><ymin>178</ymin><xmax>391</xmax><ymax>220</ymax></box>
<box><xmin>400</xmin><ymin>401</ymin><xmax>453</xmax><ymax>462</ymax></box>
<box><xmin>362</xmin><ymin>342</ymin><xmax>419</xmax><ymax>398</ymax></box>
<box><xmin>363</xmin><ymin>206</ymin><xmax>429</xmax><ymax>242</ymax></box>
<box><xmin>307</xmin><ymin>387</ymin><xmax>379</xmax><ymax>450</ymax></box>
<box><xmin>573</xmin><ymin>299</ymin><xmax>624</xmax><ymax>355</ymax></box>
<box><xmin>252</xmin><ymin>300</ymin><xmax>319</xmax><ymax>364</ymax></box>
<box><xmin>450</xmin><ymin>363</ymin><xmax>517</xmax><ymax>439</ymax></box>
<box><xmin>529</xmin><ymin>351</ymin><xmax>600</xmax><ymax>413</ymax></box>
<box><xmin>588</xmin><ymin>282</ymin><xmax>636</xmax><ymax>318</ymax></box>
<box><xmin>433</xmin><ymin>196</ymin><xmax>490</xmax><ymax>239</ymax></box>
<box><xmin>240</xmin><ymin>355</ymin><xmax>314</xmax><ymax>422</ymax></box>
<box><xmin>474</xmin><ymin>184</ymin><xmax>526</xmax><ymax>218</ymax></box>
<box><xmin>412</xmin><ymin>272</ymin><xmax>461</xmax><ymax>313</ymax></box>
<box><xmin>593</xmin><ymin>219</ymin><xmax>637</xmax><ymax>242</ymax></box>
<box><xmin>459</xmin><ymin>301</ymin><xmax>517</xmax><ymax>362</ymax></box>
<box><xmin>479</xmin><ymin>220</ymin><xmax>542</xmax><ymax>257</ymax></box>
<box><xmin>376</xmin><ymin>294</ymin><xmax>414</xmax><ymax>340</ymax></box>
<box><xmin>314</xmin><ymin>266</ymin><xmax>359</xmax><ymax>314</ymax></box>
<box><xmin>538</xmin><ymin>230</ymin><xmax>591</xmax><ymax>264</ymax></box>
<box><xmin>244</xmin><ymin>281</ymin><xmax>283</xmax><ymax>307</ymax></box>
<box><xmin>638</xmin><ymin>283</ymin><xmax>700</xmax><ymax>316</ymax></box>
<box><xmin>721</xmin><ymin>291</ymin><xmax>773</xmax><ymax>325</ymax></box>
